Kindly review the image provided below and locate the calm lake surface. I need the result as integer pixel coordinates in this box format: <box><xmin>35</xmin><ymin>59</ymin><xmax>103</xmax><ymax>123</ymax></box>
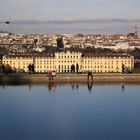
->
<box><xmin>0</xmin><ymin>83</ymin><xmax>140</xmax><ymax>140</ymax></box>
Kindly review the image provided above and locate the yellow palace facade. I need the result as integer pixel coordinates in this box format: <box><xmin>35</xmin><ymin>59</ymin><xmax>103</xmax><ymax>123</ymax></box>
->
<box><xmin>2</xmin><ymin>51</ymin><xmax>134</xmax><ymax>73</ymax></box>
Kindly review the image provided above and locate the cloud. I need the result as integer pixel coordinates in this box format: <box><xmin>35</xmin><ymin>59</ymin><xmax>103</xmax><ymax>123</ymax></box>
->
<box><xmin>0</xmin><ymin>0</ymin><xmax>140</xmax><ymax>20</ymax></box>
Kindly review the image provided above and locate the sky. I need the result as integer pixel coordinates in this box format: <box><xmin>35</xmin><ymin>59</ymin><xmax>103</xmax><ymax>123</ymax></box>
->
<box><xmin>0</xmin><ymin>0</ymin><xmax>140</xmax><ymax>21</ymax></box>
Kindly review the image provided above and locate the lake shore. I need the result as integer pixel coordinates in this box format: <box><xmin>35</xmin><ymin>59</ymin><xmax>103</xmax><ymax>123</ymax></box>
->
<box><xmin>1</xmin><ymin>73</ymin><xmax>140</xmax><ymax>84</ymax></box>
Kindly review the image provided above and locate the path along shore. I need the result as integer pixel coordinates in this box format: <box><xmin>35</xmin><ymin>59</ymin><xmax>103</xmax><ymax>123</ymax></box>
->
<box><xmin>1</xmin><ymin>73</ymin><xmax>140</xmax><ymax>84</ymax></box>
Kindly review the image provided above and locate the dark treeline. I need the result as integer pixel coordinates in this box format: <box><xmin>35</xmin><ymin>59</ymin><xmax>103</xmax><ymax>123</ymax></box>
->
<box><xmin>43</xmin><ymin>46</ymin><xmax>115</xmax><ymax>54</ymax></box>
<box><xmin>43</xmin><ymin>46</ymin><xmax>140</xmax><ymax>59</ymax></box>
<box><xmin>129</xmin><ymin>48</ymin><xmax>140</xmax><ymax>59</ymax></box>
<box><xmin>1</xmin><ymin>45</ymin><xmax>140</xmax><ymax>59</ymax></box>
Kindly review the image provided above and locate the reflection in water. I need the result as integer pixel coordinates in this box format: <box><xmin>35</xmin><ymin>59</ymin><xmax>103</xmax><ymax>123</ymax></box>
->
<box><xmin>71</xmin><ymin>85</ymin><xmax>79</xmax><ymax>94</ymax></box>
<box><xmin>76</xmin><ymin>85</ymin><xmax>79</xmax><ymax>90</ymax></box>
<box><xmin>48</xmin><ymin>82</ymin><xmax>57</xmax><ymax>93</ymax></box>
<box><xmin>71</xmin><ymin>85</ymin><xmax>75</xmax><ymax>90</ymax></box>
<box><xmin>122</xmin><ymin>84</ymin><xmax>125</xmax><ymax>92</ymax></box>
<box><xmin>2</xmin><ymin>85</ymin><xmax>5</xmax><ymax>90</ymax></box>
<box><xmin>71</xmin><ymin>83</ymin><xmax>93</xmax><ymax>93</ymax></box>
<box><xmin>71</xmin><ymin>85</ymin><xmax>79</xmax><ymax>91</ymax></box>
<box><xmin>0</xmin><ymin>83</ymin><xmax>126</xmax><ymax>94</ymax></box>
<box><xmin>1</xmin><ymin>84</ymin><xmax>140</xmax><ymax>140</ymax></box>
<box><xmin>87</xmin><ymin>81</ymin><xmax>93</xmax><ymax>92</ymax></box>
<box><xmin>28</xmin><ymin>84</ymin><xmax>32</xmax><ymax>91</ymax></box>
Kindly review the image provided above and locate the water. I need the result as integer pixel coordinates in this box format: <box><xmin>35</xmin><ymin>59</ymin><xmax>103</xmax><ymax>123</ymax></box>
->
<box><xmin>0</xmin><ymin>83</ymin><xmax>140</xmax><ymax>140</ymax></box>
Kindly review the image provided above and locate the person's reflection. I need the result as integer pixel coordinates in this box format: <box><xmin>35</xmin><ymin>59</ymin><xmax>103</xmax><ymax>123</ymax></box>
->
<box><xmin>87</xmin><ymin>81</ymin><xmax>93</xmax><ymax>92</ymax></box>
<box><xmin>28</xmin><ymin>84</ymin><xmax>32</xmax><ymax>91</ymax></box>
<box><xmin>76</xmin><ymin>85</ymin><xmax>79</xmax><ymax>90</ymax></box>
<box><xmin>2</xmin><ymin>85</ymin><xmax>5</xmax><ymax>90</ymax></box>
<box><xmin>48</xmin><ymin>82</ymin><xmax>57</xmax><ymax>92</ymax></box>
<box><xmin>71</xmin><ymin>85</ymin><xmax>75</xmax><ymax>90</ymax></box>
<box><xmin>122</xmin><ymin>84</ymin><xmax>125</xmax><ymax>92</ymax></box>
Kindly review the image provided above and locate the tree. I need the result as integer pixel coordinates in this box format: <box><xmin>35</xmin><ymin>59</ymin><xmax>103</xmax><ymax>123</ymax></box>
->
<box><xmin>76</xmin><ymin>64</ymin><xmax>79</xmax><ymax>74</ymax></box>
<box><xmin>28</xmin><ymin>63</ymin><xmax>35</xmax><ymax>74</ymax></box>
<box><xmin>4</xmin><ymin>64</ymin><xmax>12</xmax><ymax>74</ymax></box>
<box><xmin>28</xmin><ymin>64</ymin><xmax>32</xmax><ymax>74</ymax></box>
<box><xmin>122</xmin><ymin>64</ymin><xmax>125</xmax><ymax>74</ymax></box>
<box><xmin>31</xmin><ymin>64</ymin><xmax>35</xmax><ymax>73</ymax></box>
<box><xmin>71</xmin><ymin>64</ymin><xmax>75</xmax><ymax>73</ymax></box>
<box><xmin>1</xmin><ymin>64</ymin><xmax>5</xmax><ymax>73</ymax></box>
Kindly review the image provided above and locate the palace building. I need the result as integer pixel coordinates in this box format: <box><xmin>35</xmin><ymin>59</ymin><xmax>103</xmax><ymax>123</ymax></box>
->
<box><xmin>2</xmin><ymin>51</ymin><xmax>134</xmax><ymax>73</ymax></box>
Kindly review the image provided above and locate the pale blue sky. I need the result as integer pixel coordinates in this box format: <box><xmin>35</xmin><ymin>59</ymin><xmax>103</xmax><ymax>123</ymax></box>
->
<box><xmin>0</xmin><ymin>0</ymin><xmax>140</xmax><ymax>21</ymax></box>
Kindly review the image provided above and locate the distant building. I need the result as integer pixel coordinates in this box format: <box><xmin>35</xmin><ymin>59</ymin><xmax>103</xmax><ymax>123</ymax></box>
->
<box><xmin>134</xmin><ymin>25</ymin><xmax>138</xmax><ymax>38</ymax></box>
<box><xmin>57</xmin><ymin>37</ymin><xmax>64</xmax><ymax>49</ymax></box>
<box><xmin>55</xmin><ymin>51</ymin><xmax>82</xmax><ymax>73</ymax></box>
<box><xmin>0</xmin><ymin>32</ymin><xmax>9</xmax><ymax>37</ymax></box>
<box><xmin>127</xmin><ymin>25</ymin><xmax>138</xmax><ymax>38</ymax></box>
<box><xmin>82</xmin><ymin>53</ymin><xmax>134</xmax><ymax>73</ymax></box>
<box><xmin>2</xmin><ymin>51</ymin><xmax>134</xmax><ymax>73</ymax></box>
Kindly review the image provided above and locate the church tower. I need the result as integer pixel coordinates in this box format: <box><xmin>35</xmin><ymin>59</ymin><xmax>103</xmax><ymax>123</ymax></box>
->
<box><xmin>134</xmin><ymin>25</ymin><xmax>138</xmax><ymax>38</ymax></box>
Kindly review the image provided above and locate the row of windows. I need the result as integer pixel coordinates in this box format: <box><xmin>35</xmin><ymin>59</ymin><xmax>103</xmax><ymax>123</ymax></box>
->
<box><xmin>36</xmin><ymin>60</ymin><xmax>55</xmax><ymax>63</ymax></box>
<box><xmin>83</xmin><ymin>66</ymin><xmax>119</xmax><ymax>69</ymax></box>
<box><xmin>3</xmin><ymin>59</ymin><xmax>131</xmax><ymax>64</ymax></box>
<box><xmin>4</xmin><ymin>60</ymin><xmax>82</xmax><ymax>65</ymax></box>
<box><xmin>58</xmin><ymin>55</ymin><xmax>79</xmax><ymax>59</ymax></box>
<box><xmin>84</xmin><ymin>57</ymin><xmax>131</xmax><ymax>59</ymax></box>
<box><xmin>93</xmin><ymin>70</ymin><xmax>118</xmax><ymax>73</ymax></box>
<box><xmin>14</xmin><ymin>66</ymin><xmax>56</xmax><ymax>69</ymax></box>
<box><xmin>5</xmin><ymin>57</ymin><xmax>53</xmax><ymax>59</ymax></box>
<box><xmin>83</xmin><ymin>60</ymin><xmax>131</xmax><ymax>63</ymax></box>
<box><xmin>4</xmin><ymin>57</ymin><xmax>33</xmax><ymax>60</ymax></box>
<box><xmin>4</xmin><ymin>63</ymin><xmax>30</xmax><ymax>66</ymax></box>
<box><xmin>57</xmin><ymin>69</ymin><xmax>119</xmax><ymax>73</ymax></box>
<box><xmin>83</xmin><ymin>63</ymin><xmax>130</xmax><ymax>66</ymax></box>
<box><xmin>3</xmin><ymin>62</ymin><xmax>131</xmax><ymax>68</ymax></box>
<box><xmin>4</xmin><ymin>56</ymin><xmax>132</xmax><ymax>60</ymax></box>
<box><xmin>35</xmin><ymin>63</ymin><xmax>54</xmax><ymax>65</ymax></box>
<box><xmin>58</xmin><ymin>65</ymin><xmax>70</xmax><ymax>69</ymax></box>
<box><xmin>58</xmin><ymin>61</ymin><xmax>78</xmax><ymax>63</ymax></box>
<box><xmin>35</xmin><ymin>66</ymin><xmax>55</xmax><ymax>69</ymax></box>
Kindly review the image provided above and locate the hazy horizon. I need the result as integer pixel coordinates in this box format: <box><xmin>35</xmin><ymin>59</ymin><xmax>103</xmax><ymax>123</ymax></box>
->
<box><xmin>1</xmin><ymin>0</ymin><xmax>140</xmax><ymax>34</ymax></box>
<box><xmin>0</xmin><ymin>18</ymin><xmax>140</xmax><ymax>35</ymax></box>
